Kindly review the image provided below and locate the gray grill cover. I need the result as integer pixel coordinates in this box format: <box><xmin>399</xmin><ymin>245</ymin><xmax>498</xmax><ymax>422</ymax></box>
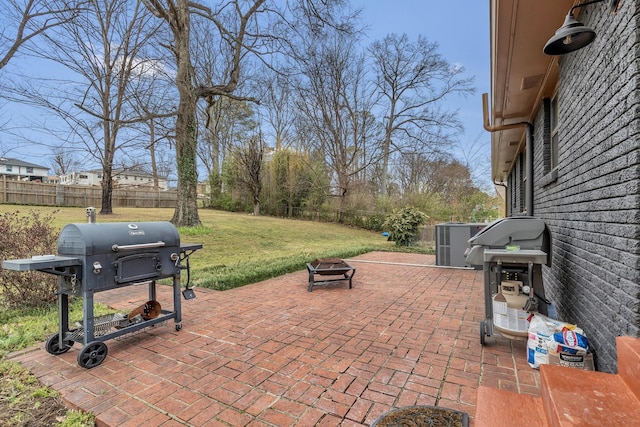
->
<box><xmin>467</xmin><ymin>217</ymin><xmax>548</xmax><ymax>249</ymax></box>
<box><xmin>465</xmin><ymin>217</ymin><xmax>551</xmax><ymax>266</ymax></box>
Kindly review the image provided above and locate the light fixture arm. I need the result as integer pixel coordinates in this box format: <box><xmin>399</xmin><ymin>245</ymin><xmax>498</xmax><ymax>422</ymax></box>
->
<box><xmin>569</xmin><ymin>0</ymin><xmax>605</xmax><ymax>16</ymax></box>
<box><xmin>568</xmin><ymin>0</ymin><xmax>619</xmax><ymax>16</ymax></box>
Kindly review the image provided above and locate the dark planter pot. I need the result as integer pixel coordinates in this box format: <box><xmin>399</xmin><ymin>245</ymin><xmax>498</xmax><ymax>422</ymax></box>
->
<box><xmin>371</xmin><ymin>405</ymin><xmax>469</xmax><ymax>427</ymax></box>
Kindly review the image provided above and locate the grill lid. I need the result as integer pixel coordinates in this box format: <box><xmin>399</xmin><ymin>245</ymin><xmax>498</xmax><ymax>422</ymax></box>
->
<box><xmin>465</xmin><ymin>217</ymin><xmax>552</xmax><ymax>267</ymax></box>
<box><xmin>57</xmin><ymin>221</ymin><xmax>180</xmax><ymax>256</ymax></box>
<box><xmin>468</xmin><ymin>217</ymin><xmax>549</xmax><ymax>249</ymax></box>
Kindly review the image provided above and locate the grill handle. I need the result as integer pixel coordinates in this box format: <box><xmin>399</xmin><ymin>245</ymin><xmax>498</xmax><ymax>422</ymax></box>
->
<box><xmin>112</xmin><ymin>241</ymin><xmax>165</xmax><ymax>252</ymax></box>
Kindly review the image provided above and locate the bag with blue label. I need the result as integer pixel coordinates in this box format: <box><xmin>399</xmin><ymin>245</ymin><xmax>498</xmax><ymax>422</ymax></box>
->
<box><xmin>526</xmin><ymin>313</ymin><xmax>583</xmax><ymax>369</ymax></box>
<box><xmin>546</xmin><ymin>328</ymin><xmax>594</xmax><ymax>370</ymax></box>
<box><xmin>548</xmin><ymin>329</ymin><xmax>589</xmax><ymax>354</ymax></box>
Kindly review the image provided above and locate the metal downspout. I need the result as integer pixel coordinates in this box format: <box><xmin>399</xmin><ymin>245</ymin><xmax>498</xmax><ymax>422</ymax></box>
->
<box><xmin>482</xmin><ymin>93</ymin><xmax>534</xmax><ymax>215</ymax></box>
<box><xmin>525</xmin><ymin>125</ymin><xmax>533</xmax><ymax>215</ymax></box>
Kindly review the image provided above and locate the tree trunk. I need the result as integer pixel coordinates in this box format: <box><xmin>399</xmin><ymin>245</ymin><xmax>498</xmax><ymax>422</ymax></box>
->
<box><xmin>101</xmin><ymin>163</ymin><xmax>114</xmax><ymax>214</ymax></box>
<box><xmin>100</xmin><ymin>121</ymin><xmax>115</xmax><ymax>214</ymax></box>
<box><xmin>253</xmin><ymin>196</ymin><xmax>260</xmax><ymax>216</ymax></box>
<box><xmin>149</xmin><ymin>120</ymin><xmax>159</xmax><ymax>191</ymax></box>
<box><xmin>209</xmin><ymin>136</ymin><xmax>221</xmax><ymax>202</ymax></box>
<box><xmin>337</xmin><ymin>184</ymin><xmax>348</xmax><ymax>223</ymax></box>
<box><xmin>171</xmin><ymin>0</ymin><xmax>201</xmax><ymax>227</ymax></box>
<box><xmin>380</xmin><ymin>134</ymin><xmax>391</xmax><ymax>198</ymax></box>
<box><xmin>171</xmin><ymin>96</ymin><xmax>202</xmax><ymax>226</ymax></box>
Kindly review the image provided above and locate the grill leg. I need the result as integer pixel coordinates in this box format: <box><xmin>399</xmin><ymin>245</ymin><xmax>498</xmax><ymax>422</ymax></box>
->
<box><xmin>58</xmin><ymin>289</ymin><xmax>69</xmax><ymax>343</ymax></box>
<box><xmin>173</xmin><ymin>276</ymin><xmax>182</xmax><ymax>328</ymax></box>
<box><xmin>82</xmin><ymin>289</ymin><xmax>95</xmax><ymax>344</ymax></box>
<box><xmin>149</xmin><ymin>280</ymin><xmax>157</xmax><ymax>301</ymax></box>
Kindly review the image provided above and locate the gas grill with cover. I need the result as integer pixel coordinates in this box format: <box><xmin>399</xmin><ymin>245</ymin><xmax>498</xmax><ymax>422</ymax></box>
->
<box><xmin>464</xmin><ymin>216</ymin><xmax>552</xmax><ymax>345</ymax></box>
<box><xmin>2</xmin><ymin>216</ymin><xmax>202</xmax><ymax>368</ymax></box>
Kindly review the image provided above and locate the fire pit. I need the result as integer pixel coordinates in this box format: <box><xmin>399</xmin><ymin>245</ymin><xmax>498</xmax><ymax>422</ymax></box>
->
<box><xmin>306</xmin><ymin>258</ymin><xmax>355</xmax><ymax>292</ymax></box>
<box><xmin>2</xmin><ymin>212</ymin><xmax>201</xmax><ymax>368</ymax></box>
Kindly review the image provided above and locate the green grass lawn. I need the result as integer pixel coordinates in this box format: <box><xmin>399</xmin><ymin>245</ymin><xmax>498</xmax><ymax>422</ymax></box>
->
<box><xmin>0</xmin><ymin>205</ymin><xmax>402</xmax><ymax>290</ymax></box>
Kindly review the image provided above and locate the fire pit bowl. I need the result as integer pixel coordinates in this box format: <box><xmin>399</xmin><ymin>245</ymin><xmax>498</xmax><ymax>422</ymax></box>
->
<box><xmin>306</xmin><ymin>258</ymin><xmax>355</xmax><ymax>292</ymax></box>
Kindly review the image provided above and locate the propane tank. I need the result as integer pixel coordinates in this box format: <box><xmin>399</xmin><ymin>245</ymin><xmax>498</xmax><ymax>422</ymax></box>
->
<box><xmin>492</xmin><ymin>280</ymin><xmax>530</xmax><ymax>339</ymax></box>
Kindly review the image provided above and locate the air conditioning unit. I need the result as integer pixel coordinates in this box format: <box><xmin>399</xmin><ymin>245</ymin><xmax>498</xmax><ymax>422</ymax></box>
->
<box><xmin>435</xmin><ymin>223</ymin><xmax>486</xmax><ymax>267</ymax></box>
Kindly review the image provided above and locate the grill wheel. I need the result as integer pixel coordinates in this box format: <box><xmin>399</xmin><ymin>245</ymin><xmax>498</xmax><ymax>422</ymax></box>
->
<box><xmin>45</xmin><ymin>333</ymin><xmax>73</xmax><ymax>355</ymax></box>
<box><xmin>77</xmin><ymin>341</ymin><xmax>108</xmax><ymax>369</ymax></box>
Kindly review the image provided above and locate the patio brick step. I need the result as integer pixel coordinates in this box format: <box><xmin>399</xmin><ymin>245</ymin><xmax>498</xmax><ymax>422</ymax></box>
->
<box><xmin>540</xmin><ymin>363</ymin><xmax>640</xmax><ymax>426</ymax></box>
<box><xmin>617</xmin><ymin>336</ymin><xmax>640</xmax><ymax>400</ymax></box>
<box><xmin>475</xmin><ymin>336</ymin><xmax>640</xmax><ymax>427</ymax></box>
<box><xmin>474</xmin><ymin>386</ymin><xmax>548</xmax><ymax>426</ymax></box>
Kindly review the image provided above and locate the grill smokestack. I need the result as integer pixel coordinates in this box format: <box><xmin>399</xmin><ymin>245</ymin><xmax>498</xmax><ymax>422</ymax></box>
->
<box><xmin>86</xmin><ymin>207</ymin><xmax>97</xmax><ymax>223</ymax></box>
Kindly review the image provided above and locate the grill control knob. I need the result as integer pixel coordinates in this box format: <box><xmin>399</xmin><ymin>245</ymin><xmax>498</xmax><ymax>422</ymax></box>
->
<box><xmin>93</xmin><ymin>262</ymin><xmax>102</xmax><ymax>274</ymax></box>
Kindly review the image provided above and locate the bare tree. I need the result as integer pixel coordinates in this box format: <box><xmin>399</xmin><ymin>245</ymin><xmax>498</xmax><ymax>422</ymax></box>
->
<box><xmin>130</xmin><ymin>70</ymin><xmax>177</xmax><ymax>191</ymax></box>
<box><xmin>260</xmin><ymin>73</ymin><xmax>296</xmax><ymax>152</ymax></box>
<box><xmin>295</xmin><ymin>31</ymin><xmax>382</xmax><ymax>222</ymax></box>
<box><xmin>370</xmin><ymin>33</ymin><xmax>474</xmax><ymax>197</ymax></box>
<box><xmin>419</xmin><ymin>157</ymin><xmax>476</xmax><ymax>202</ymax></box>
<box><xmin>0</xmin><ymin>0</ymin><xmax>83</xmax><ymax>70</ymax></box>
<box><xmin>454</xmin><ymin>130</ymin><xmax>493</xmax><ymax>193</ymax></box>
<box><xmin>9</xmin><ymin>0</ymin><xmax>166</xmax><ymax>213</ymax></box>
<box><xmin>233</xmin><ymin>133</ymin><xmax>264</xmax><ymax>215</ymax></box>
<box><xmin>0</xmin><ymin>0</ymin><xmax>84</xmax><ymax>150</ymax></box>
<box><xmin>50</xmin><ymin>147</ymin><xmax>80</xmax><ymax>175</ymax></box>
<box><xmin>142</xmin><ymin>0</ymin><xmax>355</xmax><ymax>226</ymax></box>
<box><xmin>197</xmin><ymin>97</ymin><xmax>255</xmax><ymax>203</ymax></box>
<box><xmin>139</xmin><ymin>115</ymin><xmax>173</xmax><ymax>191</ymax></box>
<box><xmin>142</xmin><ymin>0</ymin><xmax>252</xmax><ymax>226</ymax></box>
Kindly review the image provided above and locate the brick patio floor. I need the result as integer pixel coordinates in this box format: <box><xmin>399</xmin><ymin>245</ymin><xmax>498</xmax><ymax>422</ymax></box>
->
<box><xmin>8</xmin><ymin>252</ymin><xmax>540</xmax><ymax>426</ymax></box>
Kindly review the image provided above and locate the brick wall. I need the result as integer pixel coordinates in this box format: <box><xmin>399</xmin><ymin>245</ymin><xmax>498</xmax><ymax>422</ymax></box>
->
<box><xmin>527</xmin><ymin>2</ymin><xmax>640</xmax><ymax>373</ymax></box>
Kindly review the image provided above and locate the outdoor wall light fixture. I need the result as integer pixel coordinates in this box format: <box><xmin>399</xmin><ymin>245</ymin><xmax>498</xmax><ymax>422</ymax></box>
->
<box><xmin>543</xmin><ymin>0</ymin><xmax>621</xmax><ymax>55</ymax></box>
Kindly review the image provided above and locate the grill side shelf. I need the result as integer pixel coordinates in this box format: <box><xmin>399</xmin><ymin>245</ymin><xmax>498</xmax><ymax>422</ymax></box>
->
<box><xmin>180</xmin><ymin>243</ymin><xmax>203</xmax><ymax>253</ymax></box>
<box><xmin>2</xmin><ymin>256</ymin><xmax>82</xmax><ymax>272</ymax></box>
<box><xmin>177</xmin><ymin>243</ymin><xmax>203</xmax><ymax>266</ymax></box>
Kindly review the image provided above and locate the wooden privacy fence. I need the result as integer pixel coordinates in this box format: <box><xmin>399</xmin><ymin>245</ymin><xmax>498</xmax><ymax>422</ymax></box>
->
<box><xmin>0</xmin><ymin>179</ymin><xmax>177</xmax><ymax>208</ymax></box>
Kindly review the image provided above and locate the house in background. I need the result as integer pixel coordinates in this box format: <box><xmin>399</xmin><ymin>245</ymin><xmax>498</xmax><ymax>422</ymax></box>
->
<box><xmin>486</xmin><ymin>0</ymin><xmax>638</xmax><ymax>373</ymax></box>
<box><xmin>58</xmin><ymin>171</ymin><xmax>101</xmax><ymax>186</ymax></box>
<box><xmin>0</xmin><ymin>157</ymin><xmax>49</xmax><ymax>182</ymax></box>
<box><xmin>59</xmin><ymin>169</ymin><xmax>169</xmax><ymax>190</ymax></box>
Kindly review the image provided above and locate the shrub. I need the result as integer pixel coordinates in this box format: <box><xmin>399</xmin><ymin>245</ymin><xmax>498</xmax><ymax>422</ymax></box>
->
<box><xmin>0</xmin><ymin>210</ymin><xmax>59</xmax><ymax>309</ymax></box>
<box><xmin>211</xmin><ymin>193</ymin><xmax>250</xmax><ymax>213</ymax></box>
<box><xmin>364</xmin><ymin>212</ymin><xmax>388</xmax><ymax>231</ymax></box>
<box><xmin>383</xmin><ymin>207</ymin><xmax>429</xmax><ymax>246</ymax></box>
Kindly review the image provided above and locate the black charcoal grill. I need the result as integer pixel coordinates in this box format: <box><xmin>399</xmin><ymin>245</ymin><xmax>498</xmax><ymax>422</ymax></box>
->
<box><xmin>2</xmin><ymin>211</ymin><xmax>201</xmax><ymax>368</ymax></box>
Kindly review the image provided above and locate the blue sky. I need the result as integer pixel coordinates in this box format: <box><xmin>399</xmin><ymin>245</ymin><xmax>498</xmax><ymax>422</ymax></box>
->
<box><xmin>354</xmin><ymin>0</ymin><xmax>492</xmax><ymax>186</ymax></box>
<box><xmin>2</xmin><ymin>1</ymin><xmax>493</xmax><ymax>187</ymax></box>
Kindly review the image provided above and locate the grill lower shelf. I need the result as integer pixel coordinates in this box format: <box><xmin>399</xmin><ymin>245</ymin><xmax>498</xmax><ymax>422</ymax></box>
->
<box><xmin>69</xmin><ymin>313</ymin><xmax>128</xmax><ymax>340</ymax></box>
<box><xmin>65</xmin><ymin>310</ymin><xmax>174</xmax><ymax>342</ymax></box>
